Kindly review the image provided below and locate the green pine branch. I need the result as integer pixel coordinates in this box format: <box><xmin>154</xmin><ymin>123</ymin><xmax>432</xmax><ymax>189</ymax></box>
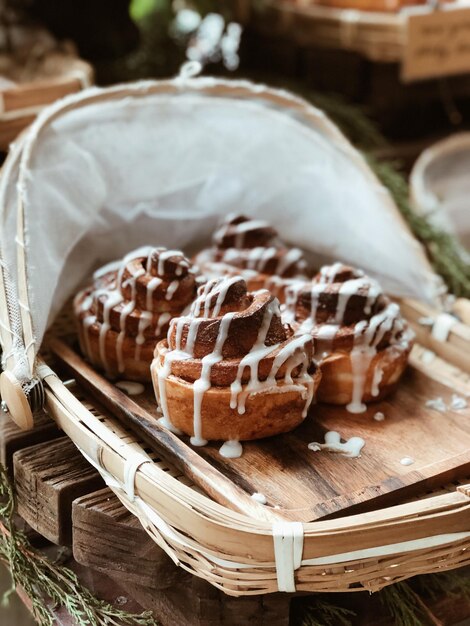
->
<box><xmin>0</xmin><ymin>463</ymin><xmax>158</xmax><ymax>626</ymax></box>
<box><xmin>301</xmin><ymin>597</ymin><xmax>356</xmax><ymax>626</ymax></box>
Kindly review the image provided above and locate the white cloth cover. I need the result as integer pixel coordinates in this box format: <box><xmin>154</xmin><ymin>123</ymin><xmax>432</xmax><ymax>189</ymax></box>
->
<box><xmin>0</xmin><ymin>77</ymin><xmax>439</xmax><ymax>383</ymax></box>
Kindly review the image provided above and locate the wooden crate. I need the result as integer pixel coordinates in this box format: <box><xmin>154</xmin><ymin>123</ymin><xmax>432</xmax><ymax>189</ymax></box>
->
<box><xmin>235</xmin><ymin>3</ymin><xmax>470</xmax><ymax>138</ymax></box>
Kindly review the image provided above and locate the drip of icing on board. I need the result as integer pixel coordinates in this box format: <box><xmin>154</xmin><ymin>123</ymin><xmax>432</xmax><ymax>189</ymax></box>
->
<box><xmin>116</xmin><ymin>381</ymin><xmax>145</xmax><ymax>395</ymax></box>
<box><xmin>425</xmin><ymin>397</ymin><xmax>447</xmax><ymax>412</ymax></box>
<box><xmin>308</xmin><ymin>431</ymin><xmax>365</xmax><ymax>458</ymax></box>
<box><xmin>450</xmin><ymin>394</ymin><xmax>468</xmax><ymax>410</ymax></box>
<box><xmin>219</xmin><ymin>440</ymin><xmax>243</xmax><ymax>459</ymax></box>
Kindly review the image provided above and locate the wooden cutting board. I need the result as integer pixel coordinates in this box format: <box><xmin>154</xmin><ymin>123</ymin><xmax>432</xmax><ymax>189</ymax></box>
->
<box><xmin>52</xmin><ymin>339</ymin><xmax>470</xmax><ymax>522</ymax></box>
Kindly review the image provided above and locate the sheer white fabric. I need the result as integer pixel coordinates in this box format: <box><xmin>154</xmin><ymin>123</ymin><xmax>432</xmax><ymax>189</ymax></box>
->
<box><xmin>0</xmin><ymin>78</ymin><xmax>439</xmax><ymax>382</ymax></box>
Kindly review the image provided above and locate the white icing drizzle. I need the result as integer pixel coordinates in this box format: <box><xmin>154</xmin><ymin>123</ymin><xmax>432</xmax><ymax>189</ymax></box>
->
<box><xmin>97</xmin><ymin>290</ymin><xmax>123</xmax><ymax>372</ymax></box>
<box><xmin>400</xmin><ymin>456</ymin><xmax>415</xmax><ymax>466</ymax></box>
<box><xmin>451</xmin><ymin>394</ymin><xmax>468</xmax><ymax>410</ymax></box>
<box><xmin>146</xmin><ymin>276</ymin><xmax>162</xmax><ymax>310</ymax></box>
<box><xmin>157</xmin><ymin>249</ymin><xmax>188</xmax><ymax>275</ymax></box>
<box><xmin>191</xmin><ymin>312</ymin><xmax>235</xmax><ymax>447</ymax></box>
<box><xmin>158</xmin><ymin>279</ymin><xmax>314</xmax><ymax>451</ymax></box>
<box><xmin>318</xmin><ymin>262</ymin><xmax>344</xmax><ymax>284</ymax></box>
<box><xmin>286</xmin><ymin>264</ymin><xmax>409</xmax><ymax>415</ymax></box>
<box><xmin>371</xmin><ymin>363</ymin><xmax>384</xmax><ymax>397</ymax></box>
<box><xmin>373</xmin><ymin>411</ymin><xmax>385</xmax><ymax>421</ymax></box>
<box><xmin>219</xmin><ymin>440</ymin><xmax>243</xmax><ymax>458</ymax></box>
<box><xmin>157</xmin><ymin>415</ymin><xmax>183</xmax><ymax>435</ymax></box>
<box><xmin>276</xmin><ymin>248</ymin><xmax>304</xmax><ymax>276</ymax></box>
<box><xmin>134</xmin><ymin>311</ymin><xmax>153</xmax><ymax>362</ymax></box>
<box><xmin>251</xmin><ymin>492</ymin><xmax>267</xmax><ymax>504</ymax></box>
<box><xmin>156</xmin><ymin>348</ymin><xmax>191</xmax><ymax>426</ymax></box>
<box><xmin>308</xmin><ymin>431</ymin><xmax>365</xmax><ymax>458</ymax></box>
<box><xmin>83</xmin><ymin>247</ymin><xmax>189</xmax><ymax>376</ymax></box>
<box><xmin>425</xmin><ymin>396</ymin><xmax>446</xmax><ymax>412</ymax></box>
<box><xmin>165</xmin><ymin>279</ymin><xmax>179</xmax><ymax>301</ymax></box>
<box><xmin>116</xmin><ymin>381</ymin><xmax>145</xmax><ymax>395</ymax></box>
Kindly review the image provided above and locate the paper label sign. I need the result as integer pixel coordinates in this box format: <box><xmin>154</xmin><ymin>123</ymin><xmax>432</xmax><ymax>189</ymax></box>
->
<box><xmin>402</xmin><ymin>5</ymin><xmax>470</xmax><ymax>82</ymax></box>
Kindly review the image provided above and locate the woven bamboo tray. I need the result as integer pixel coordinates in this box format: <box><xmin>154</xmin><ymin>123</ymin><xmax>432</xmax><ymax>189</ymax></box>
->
<box><xmin>35</xmin><ymin>302</ymin><xmax>470</xmax><ymax>595</ymax></box>
<box><xmin>410</xmin><ymin>133</ymin><xmax>470</xmax><ymax>254</ymax></box>
<box><xmin>0</xmin><ymin>42</ymin><xmax>93</xmax><ymax>151</ymax></box>
<box><xmin>0</xmin><ymin>79</ymin><xmax>469</xmax><ymax>597</ymax></box>
<box><xmin>238</xmin><ymin>0</ymin><xmax>470</xmax><ymax>63</ymax></box>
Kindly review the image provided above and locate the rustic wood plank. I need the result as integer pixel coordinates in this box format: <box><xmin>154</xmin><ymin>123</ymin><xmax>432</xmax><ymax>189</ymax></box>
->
<box><xmin>0</xmin><ymin>411</ymin><xmax>62</xmax><ymax>475</ymax></box>
<box><xmin>72</xmin><ymin>488</ymin><xmax>290</xmax><ymax>626</ymax></box>
<box><xmin>13</xmin><ymin>437</ymin><xmax>104</xmax><ymax>545</ymax></box>
<box><xmin>72</xmin><ymin>488</ymin><xmax>179</xmax><ymax>590</ymax></box>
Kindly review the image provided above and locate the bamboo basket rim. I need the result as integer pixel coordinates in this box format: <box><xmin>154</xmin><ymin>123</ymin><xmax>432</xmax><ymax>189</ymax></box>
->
<box><xmin>410</xmin><ymin>132</ymin><xmax>470</xmax><ymax>217</ymax></box>
<box><xmin>0</xmin><ymin>77</ymin><xmax>469</xmax><ymax>595</ymax></box>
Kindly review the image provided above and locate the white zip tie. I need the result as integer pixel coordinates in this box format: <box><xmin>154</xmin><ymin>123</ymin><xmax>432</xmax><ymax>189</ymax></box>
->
<box><xmin>36</xmin><ymin>363</ymin><xmax>56</xmax><ymax>379</ymax></box>
<box><xmin>431</xmin><ymin>313</ymin><xmax>457</xmax><ymax>342</ymax></box>
<box><xmin>272</xmin><ymin>522</ymin><xmax>304</xmax><ymax>592</ymax></box>
<box><xmin>123</xmin><ymin>451</ymin><xmax>152</xmax><ymax>501</ymax></box>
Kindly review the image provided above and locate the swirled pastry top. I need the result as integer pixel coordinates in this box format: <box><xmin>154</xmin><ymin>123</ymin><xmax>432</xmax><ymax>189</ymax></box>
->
<box><xmin>160</xmin><ymin>276</ymin><xmax>316</xmax><ymax>387</ymax></box>
<box><xmin>284</xmin><ymin>263</ymin><xmax>411</xmax><ymax>354</ymax></box>
<box><xmin>76</xmin><ymin>246</ymin><xmax>200</xmax><ymax>342</ymax></box>
<box><xmin>194</xmin><ymin>214</ymin><xmax>309</xmax><ymax>279</ymax></box>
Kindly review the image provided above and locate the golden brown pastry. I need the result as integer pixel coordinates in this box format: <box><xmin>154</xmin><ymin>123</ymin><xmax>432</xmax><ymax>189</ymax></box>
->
<box><xmin>284</xmin><ymin>263</ymin><xmax>414</xmax><ymax>412</ymax></box>
<box><xmin>194</xmin><ymin>214</ymin><xmax>309</xmax><ymax>303</ymax></box>
<box><xmin>152</xmin><ymin>276</ymin><xmax>321</xmax><ymax>454</ymax></box>
<box><xmin>74</xmin><ymin>247</ymin><xmax>201</xmax><ymax>382</ymax></box>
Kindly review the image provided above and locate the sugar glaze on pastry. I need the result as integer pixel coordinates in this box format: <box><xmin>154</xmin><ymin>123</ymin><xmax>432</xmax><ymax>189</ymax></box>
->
<box><xmin>152</xmin><ymin>276</ymin><xmax>321</xmax><ymax>451</ymax></box>
<box><xmin>195</xmin><ymin>214</ymin><xmax>308</xmax><ymax>303</ymax></box>
<box><xmin>284</xmin><ymin>264</ymin><xmax>414</xmax><ymax>413</ymax></box>
<box><xmin>74</xmin><ymin>246</ymin><xmax>200</xmax><ymax>382</ymax></box>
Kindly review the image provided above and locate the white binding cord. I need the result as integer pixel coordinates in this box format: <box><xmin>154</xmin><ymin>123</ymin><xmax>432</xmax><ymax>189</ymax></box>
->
<box><xmin>431</xmin><ymin>313</ymin><xmax>457</xmax><ymax>342</ymax></box>
<box><xmin>62</xmin><ymin>445</ymin><xmax>470</xmax><ymax>585</ymax></box>
<box><xmin>123</xmin><ymin>450</ymin><xmax>152</xmax><ymax>501</ymax></box>
<box><xmin>272</xmin><ymin>522</ymin><xmax>304</xmax><ymax>592</ymax></box>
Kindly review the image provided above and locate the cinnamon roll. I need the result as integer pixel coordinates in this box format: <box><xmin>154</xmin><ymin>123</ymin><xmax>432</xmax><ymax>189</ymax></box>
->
<box><xmin>194</xmin><ymin>214</ymin><xmax>309</xmax><ymax>303</ymax></box>
<box><xmin>152</xmin><ymin>276</ymin><xmax>320</xmax><ymax>451</ymax></box>
<box><xmin>74</xmin><ymin>247</ymin><xmax>201</xmax><ymax>382</ymax></box>
<box><xmin>284</xmin><ymin>263</ymin><xmax>414</xmax><ymax>413</ymax></box>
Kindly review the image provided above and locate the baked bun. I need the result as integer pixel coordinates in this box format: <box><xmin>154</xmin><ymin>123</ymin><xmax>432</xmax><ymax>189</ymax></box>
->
<box><xmin>152</xmin><ymin>276</ymin><xmax>321</xmax><ymax>450</ymax></box>
<box><xmin>74</xmin><ymin>247</ymin><xmax>201</xmax><ymax>381</ymax></box>
<box><xmin>284</xmin><ymin>263</ymin><xmax>414</xmax><ymax>412</ymax></box>
<box><xmin>194</xmin><ymin>214</ymin><xmax>309</xmax><ymax>303</ymax></box>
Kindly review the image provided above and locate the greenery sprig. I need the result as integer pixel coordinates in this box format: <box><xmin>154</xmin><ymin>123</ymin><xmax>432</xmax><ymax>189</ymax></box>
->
<box><xmin>0</xmin><ymin>462</ymin><xmax>158</xmax><ymax>626</ymax></box>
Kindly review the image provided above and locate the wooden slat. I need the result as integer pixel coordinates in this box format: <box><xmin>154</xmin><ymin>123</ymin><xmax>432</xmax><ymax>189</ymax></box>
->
<box><xmin>72</xmin><ymin>488</ymin><xmax>179</xmax><ymax>590</ymax></box>
<box><xmin>0</xmin><ymin>411</ymin><xmax>61</xmax><ymax>475</ymax></box>
<box><xmin>72</xmin><ymin>488</ymin><xmax>291</xmax><ymax>626</ymax></box>
<box><xmin>13</xmin><ymin>437</ymin><xmax>104</xmax><ymax>545</ymax></box>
